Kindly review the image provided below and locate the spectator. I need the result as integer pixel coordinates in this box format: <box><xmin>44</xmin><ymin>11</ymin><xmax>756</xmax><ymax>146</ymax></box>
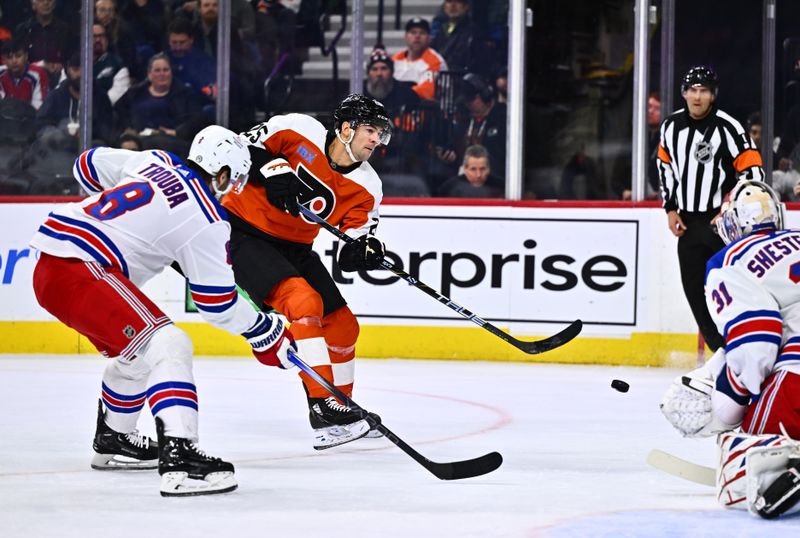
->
<box><xmin>175</xmin><ymin>0</ymin><xmax>255</xmax><ymax>40</ymax></box>
<box><xmin>23</xmin><ymin>53</ymin><xmax>113</xmax><ymax>194</ymax></box>
<box><xmin>364</xmin><ymin>48</ymin><xmax>420</xmax><ymax>120</ymax></box>
<box><xmin>446</xmin><ymin>73</ymin><xmax>507</xmax><ymax>184</ymax></box>
<box><xmin>430</xmin><ymin>0</ymin><xmax>494</xmax><ymax>77</ymax></box>
<box><xmin>363</xmin><ymin>47</ymin><xmax>424</xmax><ymax>177</ymax></box>
<box><xmin>438</xmin><ymin>144</ymin><xmax>503</xmax><ymax>198</ymax></box>
<box><xmin>114</xmin><ymin>53</ymin><xmax>205</xmax><ymax>155</ymax></box>
<box><xmin>94</xmin><ymin>0</ymin><xmax>119</xmax><ymax>43</ymax></box>
<box><xmin>0</xmin><ymin>36</ymin><xmax>49</xmax><ymax>110</ymax></box>
<box><xmin>611</xmin><ymin>91</ymin><xmax>662</xmax><ymax>200</ymax></box>
<box><xmin>117</xmin><ymin>131</ymin><xmax>143</xmax><ymax>151</ymax></box>
<box><xmin>35</xmin><ymin>52</ymin><xmax>114</xmax><ymax>146</ymax></box>
<box><xmin>180</xmin><ymin>0</ymin><xmax>258</xmax><ymax>129</ymax></box>
<box><xmin>118</xmin><ymin>0</ymin><xmax>169</xmax><ymax>81</ymax></box>
<box><xmin>92</xmin><ymin>23</ymin><xmax>130</xmax><ymax>105</ymax></box>
<box><xmin>391</xmin><ymin>17</ymin><xmax>447</xmax><ymax>101</ymax></box>
<box><xmin>165</xmin><ymin>17</ymin><xmax>215</xmax><ymax>99</ymax></box>
<box><xmin>15</xmin><ymin>0</ymin><xmax>75</xmax><ymax>87</ymax></box>
<box><xmin>252</xmin><ymin>0</ymin><xmax>297</xmax><ymax>76</ymax></box>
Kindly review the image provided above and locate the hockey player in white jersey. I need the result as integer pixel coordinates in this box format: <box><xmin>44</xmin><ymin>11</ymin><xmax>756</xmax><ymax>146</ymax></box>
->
<box><xmin>30</xmin><ymin>125</ymin><xmax>297</xmax><ymax>497</ymax></box>
<box><xmin>660</xmin><ymin>180</ymin><xmax>800</xmax><ymax>518</ymax></box>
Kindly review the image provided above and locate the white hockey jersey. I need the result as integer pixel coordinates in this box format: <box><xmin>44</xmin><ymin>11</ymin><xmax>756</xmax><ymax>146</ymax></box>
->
<box><xmin>705</xmin><ymin>229</ymin><xmax>800</xmax><ymax>422</ymax></box>
<box><xmin>30</xmin><ymin>147</ymin><xmax>263</xmax><ymax>336</ymax></box>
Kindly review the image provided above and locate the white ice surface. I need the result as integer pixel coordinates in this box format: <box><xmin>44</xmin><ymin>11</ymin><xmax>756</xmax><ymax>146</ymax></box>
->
<box><xmin>0</xmin><ymin>355</ymin><xmax>798</xmax><ymax>537</ymax></box>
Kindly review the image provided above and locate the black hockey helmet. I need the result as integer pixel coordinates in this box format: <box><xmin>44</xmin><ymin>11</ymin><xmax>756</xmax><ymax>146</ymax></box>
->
<box><xmin>681</xmin><ymin>66</ymin><xmax>718</xmax><ymax>95</ymax></box>
<box><xmin>333</xmin><ymin>93</ymin><xmax>392</xmax><ymax>145</ymax></box>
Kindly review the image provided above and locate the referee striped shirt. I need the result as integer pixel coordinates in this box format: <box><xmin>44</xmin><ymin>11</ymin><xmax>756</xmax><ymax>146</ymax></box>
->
<box><xmin>657</xmin><ymin>106</ymin><xmax>764</xmax><ymax>213</ymax></box>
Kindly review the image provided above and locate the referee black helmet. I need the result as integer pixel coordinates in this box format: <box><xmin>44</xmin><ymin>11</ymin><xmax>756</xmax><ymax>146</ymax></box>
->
<box><xmin>681</xmin><ymin>66</ymin><xmax>718</xmax><ymax>95</ymax></box>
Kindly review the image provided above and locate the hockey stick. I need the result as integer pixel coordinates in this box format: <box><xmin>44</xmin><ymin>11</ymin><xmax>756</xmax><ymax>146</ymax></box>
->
<box><xmin>646</xmin><ymin>449</ymin><xmax>715</xmax><ymax>486</ymax></box>
<box><xmin>287</xmin><ymin>348</ymin><xmax>503</xmax><ymax>480</ymax></box>
<box><xmin>297</xmin><ymin>204</ymin><xmax>582</xmax><ymax>355</ymax></box>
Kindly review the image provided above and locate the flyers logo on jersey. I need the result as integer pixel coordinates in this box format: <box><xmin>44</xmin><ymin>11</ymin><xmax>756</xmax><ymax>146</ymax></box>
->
<box><xmin>295</xmin><ymin>164</ymin><xmax>335</xmax><ymax>222</ymax></box>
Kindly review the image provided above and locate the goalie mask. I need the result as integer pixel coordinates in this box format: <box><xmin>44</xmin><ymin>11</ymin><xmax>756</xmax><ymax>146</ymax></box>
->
<box><xmin>717</xmin><ymin>180</ymin><xmax>784</xmax><ymax>245</ymax></box>
<box><xmin>333</xmin><ymin>94</ymin><xmax>392</xmax><ymax>161</ymax></box>
<box><xmin>188</xmin><ymin>125</ymin><xmax>252</xmax><ymax>197</ymax></box>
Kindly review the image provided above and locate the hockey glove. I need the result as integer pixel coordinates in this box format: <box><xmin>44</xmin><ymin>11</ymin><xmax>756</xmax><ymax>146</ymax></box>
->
<box><xmin>338</xmin><ymin>234</ymin><xmax>385</xmax><ymax>272</ymax></box>
<box><xmin>659</xmin><ymin>369</ymin><xmax>736</xmax><ymax>438</ymax></box>
<box><xmin>260</xmin><ymin>157</ymin><xmax>302</xmax><ymax>216</ymax></box>
<box><xmin>244</xmin><ymin>313</ymin><xmax>297</xmax><ymax>369</ymax></box>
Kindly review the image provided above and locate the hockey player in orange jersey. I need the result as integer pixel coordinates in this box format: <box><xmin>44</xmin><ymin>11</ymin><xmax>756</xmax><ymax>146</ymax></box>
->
<box><xmin>222</xmin><ymin>94</ymin><xmax>391</xmax><ymax>449</ymax></box>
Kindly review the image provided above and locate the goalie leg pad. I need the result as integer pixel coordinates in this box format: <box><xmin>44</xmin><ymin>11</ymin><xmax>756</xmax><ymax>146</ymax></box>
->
<box><xmin>747</xmin><ymin>445</ymin><xmax>800</xmax><ymax>519</ymax></box>
<box><xmin>716</xmin><ymin>431</ymin><xmax>800</xmax><ymax>515</ymax></box>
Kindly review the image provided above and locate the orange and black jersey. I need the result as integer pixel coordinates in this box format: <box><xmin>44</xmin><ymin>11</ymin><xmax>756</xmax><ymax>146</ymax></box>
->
<box><xmin>222</xmin><ymin>113</ymin><xmax>383</xmax><ymax>245</ymax></box>
<box><xmin>657</xmin><ymin>106</ymin><xmax>764</xmax><ymax>213</ymax></box>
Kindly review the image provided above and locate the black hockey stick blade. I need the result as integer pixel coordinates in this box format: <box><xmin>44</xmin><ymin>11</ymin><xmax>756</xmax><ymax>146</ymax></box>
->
<box><xmin>296</xmin><ymin>203</ymin><xmax>582</xmax><ymax>355</ymax></box>
<box><xmin>425</xmin><ymin>451</ymin><xmax>504</xmax><ymax>481</ymax></box>
<box><xmin>505</xmin><ymin>319</ymin><xmax>583</xmax><ymax>354</ymax></box>
<box><xmin>287</xmin><ymin>349</ymin><xmax>503</xmax><ymax>480</ymax></box>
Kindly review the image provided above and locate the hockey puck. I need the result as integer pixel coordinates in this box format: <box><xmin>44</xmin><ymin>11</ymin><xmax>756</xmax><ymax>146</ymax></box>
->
<box><xmin>611</xmin><ymin>379</ymin><xmax>629</xmax><ymax>393</ymax></box>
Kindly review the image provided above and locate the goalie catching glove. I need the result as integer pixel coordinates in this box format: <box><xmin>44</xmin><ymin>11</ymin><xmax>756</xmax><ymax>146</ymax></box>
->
<box><xmin>338</xmin><ymin>234</ymin><xmax>385</xmax><ymax>272</ymax></box>
<box><xmin>243</xmin><ymin>313</ymin><xmax>297</xmax><ymax>369</ymax></box>
<box><xmin>260</xmin><ymin>157</ymin><xmax>303</xmax><ymax>216</ymax></box>
<box><xmin>660</xmin><ymin>366</ymin><xmax>737</xmax><ymax>438</ymax></box>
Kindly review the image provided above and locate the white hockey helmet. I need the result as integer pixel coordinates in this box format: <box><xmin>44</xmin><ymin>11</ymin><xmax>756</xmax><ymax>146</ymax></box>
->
<box><xmin>717</xmin><ymin>180</ymin><xmax>784</xmax><ymax>244</ymax></box>
<box><xmin>188</xmin><ymin>125</ymin><xmax>252</xmax><ymax>196</ymax></box>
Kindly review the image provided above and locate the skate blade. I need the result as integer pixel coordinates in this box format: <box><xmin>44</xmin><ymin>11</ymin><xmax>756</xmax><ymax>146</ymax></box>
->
<box><xmin>91</xmin><ymin>452</ymin><xmax>158</xmax><ymax>471</ymax></box>
<box><xmin>313</xmin><ymin>419</ymin><xmax>371</xmax><ymax>450</ymax></box>
<box><xmin>159</xmin><ymin>471</ymin><xmax>238</xmax><ymax>497</ymax></box>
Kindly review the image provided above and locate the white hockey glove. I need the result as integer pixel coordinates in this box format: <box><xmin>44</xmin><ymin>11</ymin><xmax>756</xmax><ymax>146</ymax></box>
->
<box><xmin>660</xmin><ymin>367</ymin><xmax>736</xmax><ymax>438</ymax></box>
<box><xmin>244</xmin><ymin>313</ymin><xmax>297</xmax><ymax>369</ymax></box>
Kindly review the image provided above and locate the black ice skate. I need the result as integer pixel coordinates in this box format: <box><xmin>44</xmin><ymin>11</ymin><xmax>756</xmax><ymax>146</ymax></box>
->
<box><xmin>308</xmin><ymin>396</ymin><xmax>370</xmax><ymax>449</ymax></box>
<box><xmin>91</xmin><ymin>400</ymin><xmax>158</xmax><ymax>471</ymax></box>
<box><xmin>155</xmin><ymin>417</ymin><xmax>237</xmax><ymax>497</ymax></box>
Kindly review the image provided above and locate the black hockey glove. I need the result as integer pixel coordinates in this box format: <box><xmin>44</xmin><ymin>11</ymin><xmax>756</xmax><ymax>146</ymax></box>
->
<box><xmin>259</xmin><ymin>157</ymin><xmax>302</xmax><ymax>216</ymax></box>
<box><xmin>338</xmin><ymin>234</ymin><xmax>385</xmax><ymax>272</ymax></box>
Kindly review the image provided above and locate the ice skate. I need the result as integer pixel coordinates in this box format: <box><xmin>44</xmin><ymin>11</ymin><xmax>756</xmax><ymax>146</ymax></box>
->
<box><xmin>155</xmin><ymin>417</ymin><xmax>237</xmax><ymax>497</ymax></box>
<box><xmin>91</xmin><ymin>400</ymin><xmax>158</xmax><ymax>471</ymax></box>
<box><xmin>308</xmin><ymin>396</ymin><xmax>370</xmax><ymax>449</ymax></box>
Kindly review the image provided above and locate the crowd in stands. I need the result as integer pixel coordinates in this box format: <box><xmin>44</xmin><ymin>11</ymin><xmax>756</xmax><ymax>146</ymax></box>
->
<box><xmin>0</xmin><ymin>0</ymin><xmax>511</xmax><ymax>198</ymax></box>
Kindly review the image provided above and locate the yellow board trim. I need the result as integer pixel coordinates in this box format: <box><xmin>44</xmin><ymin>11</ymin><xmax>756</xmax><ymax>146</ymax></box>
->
<box><xmin>1</xmin><ymin>321</ymin><xmax>701</xmax><ymax>368</ymax></box>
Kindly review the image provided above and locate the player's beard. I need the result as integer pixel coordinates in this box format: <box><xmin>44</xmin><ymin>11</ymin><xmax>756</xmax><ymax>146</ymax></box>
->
<box><xmin>367</xmin><ymin>77</ymin><xmax>392</xmax><ymax>100</ymax></box>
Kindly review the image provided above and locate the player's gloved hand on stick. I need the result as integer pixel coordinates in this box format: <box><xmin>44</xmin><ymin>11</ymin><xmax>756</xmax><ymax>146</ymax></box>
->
<box><xmin>245</xmin><ymin>313</ymin><xmax>297</xmax><ymax>369</ymax></box>
<box><xmin>338</xmin><ymin>234</ymin><xmax>385</xmax><ymax>272</ymax></box>
<box><xmin>260</xmin><ymin>157</ymin><xmax>302</xmax><ymax>216</ymax></box>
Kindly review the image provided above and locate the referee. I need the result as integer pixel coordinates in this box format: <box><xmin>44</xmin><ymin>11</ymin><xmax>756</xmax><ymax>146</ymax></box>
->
<box><xmin>657</xmin><ymin>66</ymin><xmax>764</xmax><ymax>352</ymax></box>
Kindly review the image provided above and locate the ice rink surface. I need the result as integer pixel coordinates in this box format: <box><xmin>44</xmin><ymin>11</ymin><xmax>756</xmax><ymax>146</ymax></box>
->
<box><xmin>1</xmin><ymin>354</ymin><xmax>798</xmax><ymax>538</ymax></box>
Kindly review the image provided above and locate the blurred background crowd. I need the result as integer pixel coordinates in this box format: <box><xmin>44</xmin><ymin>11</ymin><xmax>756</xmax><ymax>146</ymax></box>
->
<box><xmin>0</xmin><ymin>0</ymin><xmax>799</xmax><ymax>201</ymax></box>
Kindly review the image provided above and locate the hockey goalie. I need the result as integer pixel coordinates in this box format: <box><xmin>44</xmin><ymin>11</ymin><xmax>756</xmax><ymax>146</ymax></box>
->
<box><xmin>660</xmin><ymin>180</ymin><xmax>800</xmax><ymax>519</ymax></box>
